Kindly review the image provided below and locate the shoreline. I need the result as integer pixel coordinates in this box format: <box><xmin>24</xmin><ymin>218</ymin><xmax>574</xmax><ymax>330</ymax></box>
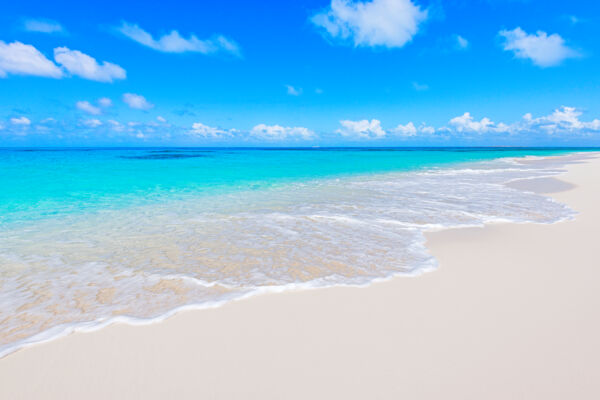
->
<box><xmin>0</xmin><ymin>152</ymin><xmax>581</xmax><ymax>359</ymax></box>
<box><xmin>1</xmin><ymin>152</ymin><xmax>599</xmax><ymax>399</ymax></box>
<box><xmin>0</xmin><ymin>152</ymin><xmax>576</xmax><ymax>359</ymax></box>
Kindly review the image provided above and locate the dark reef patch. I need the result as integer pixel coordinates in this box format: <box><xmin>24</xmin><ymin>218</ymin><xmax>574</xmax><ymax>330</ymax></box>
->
<box><xmin>120</xmin><ymin>153</ymin><xmax>210</xmax><ymax>160</ymax></box>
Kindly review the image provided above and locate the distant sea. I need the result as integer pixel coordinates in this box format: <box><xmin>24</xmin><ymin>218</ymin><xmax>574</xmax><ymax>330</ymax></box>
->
<box><xmin>0</xmin><ymin>147</ymin><xmax>595</xmax><ymax>357</ymax></box>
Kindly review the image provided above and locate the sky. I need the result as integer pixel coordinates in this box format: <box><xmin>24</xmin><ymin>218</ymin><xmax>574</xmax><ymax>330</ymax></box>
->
<box><xmin>1</xmin><ymin>0</ymin><xmax>600</xmax><ymax>147</ymax></box>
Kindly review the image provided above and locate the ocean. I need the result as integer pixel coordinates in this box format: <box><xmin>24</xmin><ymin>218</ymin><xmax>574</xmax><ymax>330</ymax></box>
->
<box><xmin>0</xmin><ymin>147</ymin><xmax>594</xmax><ymax>357</ymax></box>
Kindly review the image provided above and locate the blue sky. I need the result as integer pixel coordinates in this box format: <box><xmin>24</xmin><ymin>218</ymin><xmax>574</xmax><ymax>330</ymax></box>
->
<box><xmin>1</xmin><ymin>0</ymin><xmax>599</xmax><ymax>146</ymax></box>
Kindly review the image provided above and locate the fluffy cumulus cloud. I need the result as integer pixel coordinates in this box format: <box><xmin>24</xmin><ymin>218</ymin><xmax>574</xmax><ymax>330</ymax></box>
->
<box><xmin>393</xmin><ymin>121</ymin><xmax>417</xmax><ymax>136</ymax></box>
<box><xmin>188</xmin><ymin>122</ymin><xmax>314</xmax><ymax>141</ymax></box>
<box><xmin>76</xmin><ymin>100</ymin><xmax>101</xmax><ymax>115</ymax></box>
<box><xmin>189</xmin><ymin>122</ymin><xmax>233</xmax><ymax>138</ymax></box>
<box><xmin>336</xmin><ymin>118</ymin><xmax>439</xmax><ymax>139</ymax></box>
<box><xmin>123</xmin><ymin>93</ymin><xmax>153</xmax><ymax>110</ymax></box>
<box><xmin>419</xmin><ymin>124</ymin><xmax>435</xmax><ymax>134</ymax></box>
<box><xmin>520</xmin><ymin>106</ymin><xmax>600</xmax><ymax>134</ymax></box>
<box><xmin>82</xmin><ymin>119</ymin><xmax>102</xmax><ymax>128</ymax></box>
<box><xmin>337</xmin><ymin>119</ymin><xmax>386</xmax><ymax>139</ymax></box>
<box><xmin>333</xmin><ymin>107</ymin><xmax>600</xmax><ymax>141</ymax></box>
<box><xmin>10</xmin><ymin>116</ymin><xmax>31</xmax><ymax>125</ymax></box>
<box><xmin>0</xmin><ymin>41</ymin><xmax>125</xmax><ymax>82</ymax></box>
<box><xmin>118</xmin><ymin>22</ymin><xmax>240</xmax><ymax>56</ymax></box>
<box><xmin>0</xmin><ymin>41</ymin><xmax>63</xmax><ymax>78</ymax></box>
<box><xmin>23</xmin><ymin>19</ymin><xmax>64</xmax><ymax>34</ymax></box>
<box><xmin>392</xmin><ymin>121</ymin><xmax>435</xmax><ymax>136</ymax></box>
<box><xmin>499</xmin><ymin>27</ymin><xmax>578</xmax><ymax>68</ymax></box>
<box><xmin>311</xmin><ymin>0</ymin><xmax>428</xmax><ymax>48</ymax></box>
<box><xmin>251</xmin><ymin>124</ymin><xmax>315</xmax><ymax>140</ymax></box>
<box><xmin>444</xmin><ymin>107</ymin><xmax>600</xmax><ymax>136</ymax></box>
<box><xmin>449</xmin><ymin>112</ymin><xmax>496</xmax><ymax>133</ymax></box>
<box><xmin>54</xmin><ymin>47</ymin><xmax>126</xmax><ymax>82</ymax></box>
<box><xmin>76</xmin><ymin>97</ymin><xmax>114</xmax><ymax>115</ymax></box>
<box><xmin>101</xmin><ymin>120</ymin><xmax>176</xmax><ymax>140</ymax></box>
<box><xmin>5</xmin><ymin>106</ymin><xmax>598</xmax><ymax>144</ymax></box>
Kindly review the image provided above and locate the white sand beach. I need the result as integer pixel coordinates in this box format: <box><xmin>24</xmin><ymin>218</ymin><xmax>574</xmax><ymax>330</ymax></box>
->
<box><xmin>1</xmin><ymin>153</ymin><xmax>599</xmax><ymax>399</ymax></box>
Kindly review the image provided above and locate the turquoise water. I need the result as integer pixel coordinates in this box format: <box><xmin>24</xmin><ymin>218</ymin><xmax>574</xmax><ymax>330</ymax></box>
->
<box><xmin>0</xmin><ymin>147</ymin><xmax>585</xmax><ymax>225</ymax></box>
<box><xmin>0</xmin><ymin>147</ymin><xmax>595</xmax><ymax>357</ymax></box>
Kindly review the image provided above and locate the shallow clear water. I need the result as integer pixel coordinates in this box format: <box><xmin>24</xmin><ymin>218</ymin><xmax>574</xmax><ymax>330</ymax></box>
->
<box><xmin>0</xmin><ymin>148</ymin><xmax>595</xmax><ymax>357</ymax></box>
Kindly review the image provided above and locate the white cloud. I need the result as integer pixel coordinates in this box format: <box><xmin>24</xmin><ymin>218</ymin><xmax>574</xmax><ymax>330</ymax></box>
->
<box><xmin>392</xmin><ymin>121</ymin><xmax>435</xmax><ymax>136</ymax></box>
<box><xmin>23</xmin><ymin>19</ymin><xmax>64</xmax><ymax>34</ymax></box>
<box><xmin>336</xmin><ymin>119</ymin><xmax>386</xmax><ymax>139</ymax></box>
<box><xmin>76</xmin><ymin>100</ymin><xmax>101</xmax><ymax>115</ymax></box>
<box><xmin>0</xmin><ymin>41</ymin><xmax>126</xmax><ymax>82</ymax></box>
<box><xmin>444</xmin><ymin>107</ymin><xmax>600</xmax><ymax>136</ymax></box>
<box><xmin>412</xmin><ymin>81</ymin><xmax>428</xmax><ymax>91</ymax></box>
<box><xmin>520</xmin><ymin>106</ymin><xmax>600</xmax><ymax>133</ymax></box>
<box><xmin>0</xmin><ymin>41</ymin><xmax>63</xmax><ymax>78</ymax></box>
<box><xmin>449</xmin><ymin>112</ymin><xmax>495</xmax><ymax>133</ymax></box>
<box><xmin>117</xmin><ymin>22</ymin><xmax>240</xmax><ymax>56</ymax></box>
<box><xmin>251</xmin><ymin>124</ymin><xmax>315</xmax><ymax>140</ymax></box>
<box><xmin>157</xmin><ymin>116</ymin><xmax>167</xmax><ymax>123</ymax></box>
<box><xmin>189</xmin><ymin>122</ymin><xmax>233</xmax><ymax>138</ymax></box>
<box><xmin>337</xmin><ymin>119</ymin><xmax>435</xmax><ymax>139</ymax></box>
<box><xmin>123</xmin><ymin>93</ymin><xmax>153</xmax><ymax>110</ymax></box>
<box><xmin>499</xmin><ymin>27</ymin><xmax>578</xmax><ymax>68</ymax></box>
<box><xmin>54</xmin><ymin>47</ymin><xmax>126</xmax><ymax>82</ymax></box>
<box><xmin>393</xmin><ymin>122</ymin><xmax>417</xmax><ymax>136</ymax></box>
<box><xmin>98</xmin><ymin>97</ymin><xmax>112</xmax><ymax>107</ymax></box>
<box><xmin>10</xmin><ymin>116</ymin><xmax>31</xmax><ymax>125</ymax></box>
<box><xmin>315</xmin><ymin>88</ymin><xmax>324</xmax><ymax>94</ymax></box>
<box><xmin>311</xmin><ymin>0</ymin><xmax>428</xmax><ymax>48</ymax></box>
<box><xmin>419</xmin><ymin>124</ymin><xmax>435</xmax><ymax>134</ymax></box>
<box><xmin>286</xmin><ymin>85</ymin><xmax>302</xmax><ymax>96</ymax></box>
<box><xmin>456</xmin><ymin>35</ymin><xmax>469</xmax><ymax>50</ymax></box>
<box><xmin>82</xmin><ymin>119</ymin><xmax>102</xmax><ymax>128</ymax></box>
<box><xmin>545</xmin><ymin>107</ymin><xmax>588</xmax><ymax>129</ymax></box>
<box><xmin>77</xmin><ymin>98</ymin><xmax>112</xmax><ymax>115</ymax></box>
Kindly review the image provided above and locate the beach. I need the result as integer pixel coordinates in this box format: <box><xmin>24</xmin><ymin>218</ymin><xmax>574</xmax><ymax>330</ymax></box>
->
<box><xmin>1</xmin><ymin>152</ymin><xmax>599</xmax><ymax>399</ymax></box>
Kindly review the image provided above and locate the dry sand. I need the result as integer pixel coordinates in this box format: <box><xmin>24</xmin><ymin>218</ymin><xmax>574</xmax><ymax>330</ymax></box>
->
<box><xmin>1</xmin><ymin>154</ymin><xmax>599</xmax><ymax>399</ymax></box>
